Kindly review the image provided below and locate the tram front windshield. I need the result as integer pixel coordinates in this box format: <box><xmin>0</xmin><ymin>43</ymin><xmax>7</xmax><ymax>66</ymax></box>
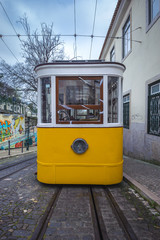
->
<box><xmin>57</xmin><ymin>76</ymin><xmax>103</xmax><ymax>123</ymax></box>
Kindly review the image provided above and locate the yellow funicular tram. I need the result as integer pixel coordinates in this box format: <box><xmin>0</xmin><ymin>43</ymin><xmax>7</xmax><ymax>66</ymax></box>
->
<box><xmin>35</xmin><ymin>60</ymin><xmax>125</xmax><ymax>185</ymax></box>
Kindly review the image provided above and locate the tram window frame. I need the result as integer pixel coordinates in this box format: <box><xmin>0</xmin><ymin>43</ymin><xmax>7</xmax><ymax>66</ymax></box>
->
<box><xmin>40</xmin><ymin>77</ymin><xmax>52</xmax><ymax>124</ymax></box>
<box><xmin>108</xmin><ymin>76</ymin><xmax>119</xmax><ymax>123</ymax></box>
<box><xmin>56</xmin><ymin>76</ymin><xmax>103</xmax><ymax>124</ymax></box>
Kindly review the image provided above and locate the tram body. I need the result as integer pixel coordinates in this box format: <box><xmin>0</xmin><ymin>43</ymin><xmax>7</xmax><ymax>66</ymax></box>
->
<box><xmin>35</xmin><ymin>60</ymin><xmax>125</xmax><ymax>185</ymax></box>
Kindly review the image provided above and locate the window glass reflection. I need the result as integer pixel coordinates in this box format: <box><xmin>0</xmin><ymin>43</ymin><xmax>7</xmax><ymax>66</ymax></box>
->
<box><xmin>58</xmin><ymin>109</ymin><xmax>100</xmax><ymax>122</ymax></box>
<box><xmin>122</xmin><ymin>16</ymin><xmax>131</xmax><ymax>58</ymax></box>
<box><xmin>59</xmin><ymin>78</ymin><xmax>100</xmax><ymax>105</ymax></box>
<box><xmin>41</xmin><ymin>78</ymin><xmax>51</xmax><ymax>123</ymax></box>
<box><xmin>108</xmin><ymin>76</ymin><xmax>119</xmax><ymax>123</ymax></box>
<box><xmin>57</xmin><ymin>77</ymin><xmax>102</xmax><ymax>123</ymax></box>
<box><xmin>148</xmin><ymin>0</ymin><xmax>160</xmax><ymax>24</ymax></box>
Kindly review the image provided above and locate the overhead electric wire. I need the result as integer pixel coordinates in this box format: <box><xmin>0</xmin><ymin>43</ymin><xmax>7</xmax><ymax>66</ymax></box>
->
<box><xmin>108</xmin><ymin>27</ymin><xmax>142</xmax><ymax>43</ymax></box>
<box><xmin>0</xmin><ymin>27</ymin><xmax>141</xmax><ymax>39</ymax></box>
<box><xmin>0</xmin><ymin>1</ymin><xmax>142</xmax><ymax>62</ymax></box>
<box><xmin>0</xmin><ymin>1</ymin><xmax>21</xmax><ymax>42</ymax></box>
<box><xmin>0</xmin><ymin>38</ymin><xmax>20</xmax><ymax>63</ymax></box>
<box><xmin>0</xmin><ymin>56</ymin><xmax>4</xmax><ymax>61</ymax></box>
<box><xmin>0</xmin><ymin>1</ymin><xmax>21</xmax><ymax>63</ymax></box>
<box><xmin>0</xmin><ymin>34</ymin><xmax>106</xmax><ymax>38</ymax></box>
<box><xmin>73</xmin><ymin>0</ymin><xmax>77</xmax><ymax>59</ymax></box>
<box><xmin>89</xmin><ymin>0</ymin><xmax>98</xmax><ymax>59</ymax></box>
<box><xmin>108</xmin><ymin>36</ymin><xmax>142</xmax><ymax>43</ymax></box>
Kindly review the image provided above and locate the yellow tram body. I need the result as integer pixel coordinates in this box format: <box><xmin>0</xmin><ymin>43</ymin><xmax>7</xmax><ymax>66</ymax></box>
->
<box><xmin>35</xmin><ymin>60</ymin><xmax>125</xmax><ymax>185</ymax></box>
<box><xmin>37</xmin><ymin>127</ymin><xmax>123</xmax><ymax>184</ymax></box>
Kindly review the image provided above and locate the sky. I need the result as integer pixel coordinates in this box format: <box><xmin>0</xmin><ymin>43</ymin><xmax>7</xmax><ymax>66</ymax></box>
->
<box><xmin>0</xmin><ymin>0</ymin><xmax>118</xmax><ymax>65</ymax></box>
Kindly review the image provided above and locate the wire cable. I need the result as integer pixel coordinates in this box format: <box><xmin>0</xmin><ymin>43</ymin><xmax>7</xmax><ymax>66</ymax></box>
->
<box><xmin>108</xmin><ymin>36</ymin><xmax>142</xmax><ymax>43</ymax></box>
<box><xmin>0</xmin><ymin>27</ymin><xmax>141</xmax><ymax>39</ymax></box>
<box><xmin>0</xmin><ymin>34</ymin><xmax>106</xmax><ymax>38</ymax></box>
<box><xmin>73</xmin><ymin>0</ymin><xmax>77</xmax><ymax>59</ymax></box>
<box><xmin>0</xmin><ymin>1</ymin><xmax>21</xmax><ymax>42</ymax></box>
<box><xmin>89</xmin><ymin>0</ymin><xmax>98</xmax><ymax>59</ymax></box>
<box><xmin>0</xmin><ymin>1</ymin><xmax>142</xmax><ymax>61</ymax></box>
<box><xmin>0</xmin><ymin>37</ymin><xmax>20</xmax><ymax>62</ymax></box>
<box><xmin>0</xmin><ymin>1</ymin><xmax>22</xmax><ymax>62</ymax></box>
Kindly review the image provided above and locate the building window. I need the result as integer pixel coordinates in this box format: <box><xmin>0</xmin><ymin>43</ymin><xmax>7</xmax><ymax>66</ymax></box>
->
<box><xmin>110</xmin><ymin>46</ymin><xmax>115</xmax><ymax>62</ymax></box>
<box><xmin>148</xmin><ymin>0</ymin><xmax>160</xmax><ymax>25</ymax></box>
<box><xmin>122</xmin><ymin>16</ymin><xmax>131</xmax><ymax>59</ymax></box>
<box><xmin>148</xmin><ymin>80</ymin><xmax>160</xmax><ymax>136</ymax></box>
<box><xmin>108</xmin><ymin>76</ymin><xmax>119</xmax><ymax>123</ymax></box>
<box><xmin>41</xmin><ymin>77</ymin><xmax>51</xmax><ymax>123</ymax></box>
<box><xmin>56</xmin><ymin>76</ymin><xmax>103</xmax><ymax>124</ymax></box>
<box><xmin>123</xmin><ymin>94</ymin><xmax>130</xmax><ymax>129</ymax></box>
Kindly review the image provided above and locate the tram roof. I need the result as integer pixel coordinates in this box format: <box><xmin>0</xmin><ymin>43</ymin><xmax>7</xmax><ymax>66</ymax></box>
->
<box><xmin>34</xmin><ymin>60</ymin><xmax>125</xmax><ymax>71</ymax></box>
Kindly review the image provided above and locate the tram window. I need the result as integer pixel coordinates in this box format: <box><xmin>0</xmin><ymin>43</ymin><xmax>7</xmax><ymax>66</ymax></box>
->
<box><xmin>41</xmin><ymin>77</ymin><xmax>51</xmax><ymax>123</ymax></box>
<box><xmin>56</xmin><ymin>76</ymin><xmax>103</xmax><ymax>124</ymax></box>
<box><xmin>108</xmin><ymin>76</ymin><xmax>119</xmax><ymax>123</ymax></box>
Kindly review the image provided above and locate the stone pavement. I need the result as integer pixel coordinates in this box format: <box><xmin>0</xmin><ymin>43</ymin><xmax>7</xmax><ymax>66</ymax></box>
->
<box><xmin>0</xmin><ymin>146</ymin><xmax>37</xmax><ymax>160</ymax></box>
<box><xmin>123</xmin><ymin>155</ymin><xmax>160</xmax><ymax>212</ymax></box>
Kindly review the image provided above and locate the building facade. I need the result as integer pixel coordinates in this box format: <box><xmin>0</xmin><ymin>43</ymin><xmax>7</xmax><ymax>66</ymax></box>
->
<box><xmin>100</xmin><ymin>0</ymin><xmax>160</xmax><ymax>162</ymax></box>
<box><xmin>0</xmin><ymin>101</ymin><xmax>25</xmax><ymax>114</ymax></box>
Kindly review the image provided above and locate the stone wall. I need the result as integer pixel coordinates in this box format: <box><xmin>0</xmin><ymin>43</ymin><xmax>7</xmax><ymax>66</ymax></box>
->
<box><xmin>123</xmin><ymin>123</ymin><xmax>160</xmax><ymax>163</ymax></box>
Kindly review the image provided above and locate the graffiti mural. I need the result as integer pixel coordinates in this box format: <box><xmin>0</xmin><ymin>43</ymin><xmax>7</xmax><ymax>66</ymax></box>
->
<box><xmin>0</xmin><ymin>114</ymin><xmax>25</xmax><ymax>143</ymax></box>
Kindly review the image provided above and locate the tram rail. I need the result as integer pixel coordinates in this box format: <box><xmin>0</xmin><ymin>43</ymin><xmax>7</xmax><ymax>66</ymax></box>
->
<box><xmin>89</xmin><ymin>187</ymin><xmax>109</xmax><ymax>240</ymax></box>
<box><xmin>30</xmin><ymin>187</ymin><xmax>62</xmax><ymax>240</ymax></box>
<box><xmin>0</xmin><ymin>155</ymin><xmax>36</xmax><ymax>171</ymax></box>
<box><xmin>30</xmin><ymin>185</ymin><xmax>138</xmax><ymax>240</ymax></box>
<box><xmin>104</xmin><ymin>187</ymin><xmax>138</xmax><ymax>240</ymax></box>
<box><xmin>0</xmin><ymin>157</ymin><xmax>36</xmax><ymax>181</ymax></box>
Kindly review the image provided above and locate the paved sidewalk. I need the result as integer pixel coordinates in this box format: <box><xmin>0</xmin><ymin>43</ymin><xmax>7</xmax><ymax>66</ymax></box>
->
<box><xmin>0</xmin><ymin>146</ymin><xmax>37</xmax><ymax>160</ymax></box>
<box><xmin>123</xmin><ymin>155</ymin><xmax>160</xmax><ymax>212</ymax></box>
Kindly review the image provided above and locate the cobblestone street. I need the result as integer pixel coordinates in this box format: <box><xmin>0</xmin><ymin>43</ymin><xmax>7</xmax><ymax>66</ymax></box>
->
<box><xmin>0</xmin><ymin>154</ymin><xmax>160</xmax><ymax>239</ymax></box>
<box><xmin>0</xmin><ymin>162</ymin><xmax>57</xmax><ymax>239</ymax></box>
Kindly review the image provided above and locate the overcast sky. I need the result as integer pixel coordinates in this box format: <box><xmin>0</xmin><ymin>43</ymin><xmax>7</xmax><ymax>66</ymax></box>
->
<box><xmin>0</xmin><ymin>0</ymin><xmax>118</xmax><ymax>65</ymax></box>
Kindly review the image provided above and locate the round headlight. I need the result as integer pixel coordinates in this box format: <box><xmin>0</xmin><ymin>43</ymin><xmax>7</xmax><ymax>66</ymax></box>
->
<box><xmin>71</xmin><ymin>138</ymin><xmax>88</xmax><ymax>154</ymax></box>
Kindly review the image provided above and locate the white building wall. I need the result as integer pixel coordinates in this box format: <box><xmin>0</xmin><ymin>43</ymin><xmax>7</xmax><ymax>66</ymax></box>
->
<box><xmin>101</xmin><ymin>0</ymin><xmax>160</xmax><ymax>162</ymax></box>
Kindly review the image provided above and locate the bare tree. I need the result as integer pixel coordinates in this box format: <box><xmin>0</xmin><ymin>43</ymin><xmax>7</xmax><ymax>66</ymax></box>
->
<box><xmin>0</xmin><ymin>16</ymin><xmax>64</xmax><ymax>106</ymax></box>
<box><xmin>19</xmin><ymin>16</ymin><xmax>64</xmax><ymax>66</ymax></box>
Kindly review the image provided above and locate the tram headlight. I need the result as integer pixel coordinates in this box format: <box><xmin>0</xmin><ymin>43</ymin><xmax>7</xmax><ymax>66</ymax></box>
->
<box><xmin>71</xmin><ymin>138</ymin><xmax>88</xmax><ymax>154</ymax></box>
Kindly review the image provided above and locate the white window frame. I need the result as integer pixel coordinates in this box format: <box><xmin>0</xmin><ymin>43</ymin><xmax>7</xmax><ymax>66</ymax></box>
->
<box><xmin>146</xmin><ymin>0</ymin><xmax>160</xmax><ymax>32</ymax></box>
<box><xmin>107</xmin><ymin>75</ymin><xmax>122</xmax><ymax>125</ymax></box>
<box><xmin>150</xmin><ymin>82</ymin><xmax>160</xmax><ymax>95</ymax></box>
<box><xmin>38</xmin><ymin>76</ymin><xmax>53</xmax><ymax>127</ymax></box>
<box><xmin>122</xmin><ymin>15</ymin><xmax>131</xmax><ymax>59</ymax></box>
<box><xmin>37</xmin><ymin>75</ymin><xmax>123</xmax><ymax>128</ymax></box>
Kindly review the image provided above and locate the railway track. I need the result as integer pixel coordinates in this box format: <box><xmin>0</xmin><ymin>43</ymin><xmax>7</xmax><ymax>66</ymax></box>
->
<box><xmin>31</xmin><ymin>186</ymin><xmax>138</xmax><ymax>240</ymax></box>
<box><xmin>0</xmin><ymin>156</ymin><xmax>36</xmax><ymax>181</ymax></box>
<box><xmin>0</xmin><ymin>155</ymin><xmax>36</xmax><ymax>171</ymax></box>
<box><xmin>30</xmin><ymin>187</ymin><xmax>62</xmax><ymax>240</ymax></box>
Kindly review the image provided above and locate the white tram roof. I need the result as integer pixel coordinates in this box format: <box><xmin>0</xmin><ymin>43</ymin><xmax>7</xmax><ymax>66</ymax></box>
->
<box><xmin>35</xmin><ymin>60</ymin><xmax>125</xmax><ymax>78</ymax></box>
